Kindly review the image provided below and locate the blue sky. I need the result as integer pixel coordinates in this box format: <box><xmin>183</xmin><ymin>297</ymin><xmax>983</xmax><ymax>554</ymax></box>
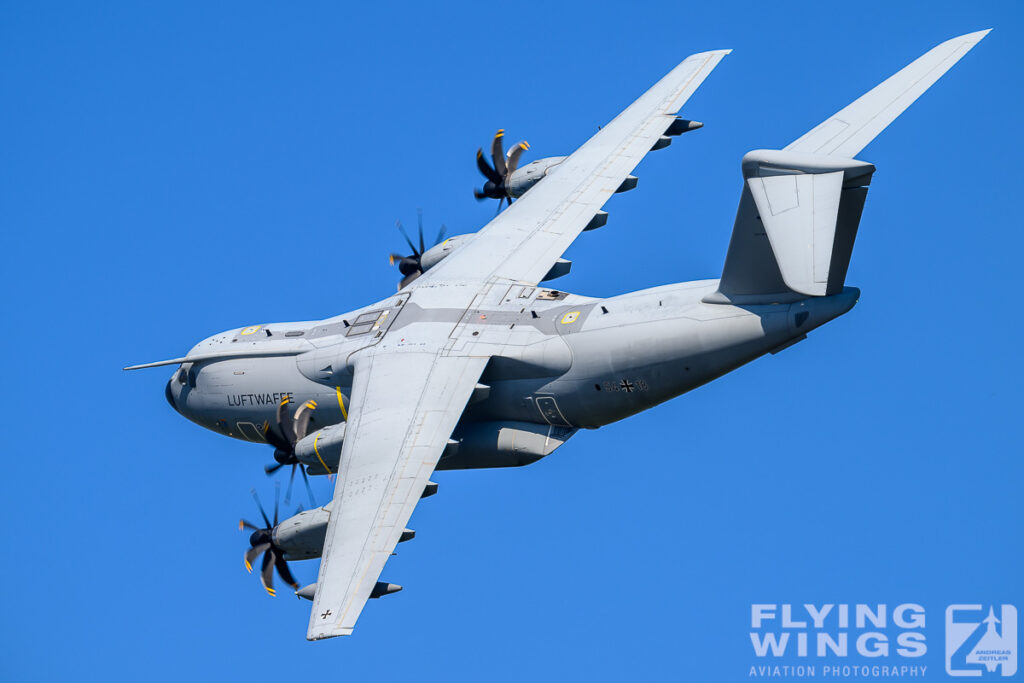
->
<box><xmin>2</xmin><ymin>2</ymin><xmax>1021</xmax><ymax>681</ymax></box>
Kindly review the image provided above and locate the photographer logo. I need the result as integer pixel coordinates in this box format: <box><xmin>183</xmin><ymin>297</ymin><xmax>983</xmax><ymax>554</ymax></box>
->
<box><xmin>946</xmin><ymin>605</ymin><xmax>1017</xmax><ymax>677</ymax></box>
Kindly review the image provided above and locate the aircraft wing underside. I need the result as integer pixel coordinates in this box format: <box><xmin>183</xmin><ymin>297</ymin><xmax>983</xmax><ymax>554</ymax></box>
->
<box><xmin>306</xmin><ymin>48</ymin><xmax>732</xmax><ymax>638</ymax></box>
<box><xmin>307</xmin><ymin>350</ymin><xmax>487</xmax><ymax>640</ymax></box>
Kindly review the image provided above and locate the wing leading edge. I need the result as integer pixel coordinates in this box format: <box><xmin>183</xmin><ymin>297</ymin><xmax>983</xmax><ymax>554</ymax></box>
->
<box><xmin>307</xmin><ymin>350</ymin><xmax>487</xmax><ymax>640</ymax></box>
<box><xmin>417</xmin><ymin>48</ymin><xmax>730</xmax><ymax>288</ymax></box>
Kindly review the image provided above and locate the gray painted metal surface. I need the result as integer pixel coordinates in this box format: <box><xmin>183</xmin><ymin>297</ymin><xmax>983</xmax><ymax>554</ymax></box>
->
<box><xmin>128</xmin><ymin>31</ymin><xmax>988</xmax><ymax>639</ymax></box>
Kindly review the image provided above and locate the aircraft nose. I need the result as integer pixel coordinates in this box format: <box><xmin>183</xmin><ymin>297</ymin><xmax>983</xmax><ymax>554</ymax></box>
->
<box><xmin>165</xmin><ymin>377</ymin><xmax>178</xmax><ymax>412</ymax></box>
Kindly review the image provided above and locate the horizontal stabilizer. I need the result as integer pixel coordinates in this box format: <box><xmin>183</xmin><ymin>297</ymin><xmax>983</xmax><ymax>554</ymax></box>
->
<box><xmin>786</xmin><ymin>29</ymin><xmax>990</xmax><ymax>158</ymax></box>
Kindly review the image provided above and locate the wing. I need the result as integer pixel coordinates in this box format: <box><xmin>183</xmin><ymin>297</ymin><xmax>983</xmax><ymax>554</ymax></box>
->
<box><xmin>306</xmin><ymin>350</ymin><xmax>487</xmax><ymax>640</ymax></box>
<box><xmin>417</xmin><ymin>48</ymin><xmax>730</xmax><ymax>287</ymax></box>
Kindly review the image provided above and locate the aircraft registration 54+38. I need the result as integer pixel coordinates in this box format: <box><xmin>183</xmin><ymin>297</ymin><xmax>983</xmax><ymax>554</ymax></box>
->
<box><xmin>126</xmin><ymin>31</ymin><xmax>988</xmax><ymax>640</ymax></box>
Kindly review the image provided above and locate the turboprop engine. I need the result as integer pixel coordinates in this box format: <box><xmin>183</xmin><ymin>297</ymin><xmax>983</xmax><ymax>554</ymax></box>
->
<box><xmin>239</xmin><ymin>486</ymin><xmax>328</xmax><ymax>596</ymax></box>
<box><xmin>503</xmin><ymin>156</ymin><xmax>567</xmax><ymax>198</ymax></box>
<box><xmin>473</xmin><ymin>129</ymin><xmax>566</xmax><ymax>207</ymax></box>
<box><xmin>272</xmin><ymin>506</ymin><xmax>332</xmax><ymax>561</ymax></box>
<box><xmin>388</xmin><ymin>210</ymin><xmax>474</xmax><ymax>289</ymax></box>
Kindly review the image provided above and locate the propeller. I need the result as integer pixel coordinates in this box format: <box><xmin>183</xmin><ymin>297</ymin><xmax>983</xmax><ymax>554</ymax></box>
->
<box><xmin>389</xmin><ymin>209</ymin><xmax>447</xmax><ymax>289</ymax></box>
<box><xmin>263</xmin><ymin>397</ymin><xmax>317</xmax><ymax>508</ymax></box>
<box><xmin>474</xmin><ymin>129</ymin><xmax>529</xmax><ymax>210</ymax></box>
<box><xmin>239</xmin><ymin>484</ymin><xmax>300</xmax><ymax>596</ymax></box>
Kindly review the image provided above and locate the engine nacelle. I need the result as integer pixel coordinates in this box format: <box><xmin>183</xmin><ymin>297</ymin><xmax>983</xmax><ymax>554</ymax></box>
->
<box><xmin>419</xmin><ymin>233</ymin><xmax>474</xmax><ymax>272</ymax></box>
<box><xmin>294</xmin><ymin>422</ymin><xmax>347</xmax><ymax>475</ymax></box>
<box><xmin>272</xmin><ymin>506</ymin><xmax>331</xmax><ymax>560</ymax></box>
<box><xmin>506</xmin><ymin>156</ymin><xmax>566</xmax><ymax>198</ymax></box>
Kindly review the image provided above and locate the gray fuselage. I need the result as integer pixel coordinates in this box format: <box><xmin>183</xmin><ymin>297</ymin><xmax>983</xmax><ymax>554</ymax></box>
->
<box><xmin>165</xmin><ymin>279</ymin><xmax>857</xmax><ymax>471</ymax></box>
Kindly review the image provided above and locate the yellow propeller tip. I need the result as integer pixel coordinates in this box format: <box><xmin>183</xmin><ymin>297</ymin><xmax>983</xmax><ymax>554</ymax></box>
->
<box><xmin>245</xmin><ymin>561</ymin><xmax>252</xmax><ymax>573</ymax></box>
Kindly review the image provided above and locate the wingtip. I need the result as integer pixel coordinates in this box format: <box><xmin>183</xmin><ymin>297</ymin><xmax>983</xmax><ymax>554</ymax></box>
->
<box><xmin>948</xmin><ymin>28</ymin><xmax>991</xmax><ymax>46</ymax></box>
<box><xmin>306</xmin><ymin>627</ymin><xmax>354</xmax><ymax>641</ymax></box>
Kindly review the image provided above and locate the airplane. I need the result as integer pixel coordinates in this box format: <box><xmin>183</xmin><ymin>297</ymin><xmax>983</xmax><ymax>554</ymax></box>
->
<box><xmin>125</xmin><ymin>31</ymin><xmax>989</xmax><ymax>640</ymax></box>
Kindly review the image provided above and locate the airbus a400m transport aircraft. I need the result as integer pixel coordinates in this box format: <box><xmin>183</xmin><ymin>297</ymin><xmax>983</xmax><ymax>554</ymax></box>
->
<box><xmin>126</xmin><ymin>31</ymin><xmax>988</xmax><ymax>640</ymax></box>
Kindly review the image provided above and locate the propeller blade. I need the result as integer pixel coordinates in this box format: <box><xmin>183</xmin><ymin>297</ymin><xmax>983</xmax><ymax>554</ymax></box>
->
<box><xmin>284</xmin><ymin>464</ymin><xmax>297</xmax><ymax>505</ymax></box>
<box><xmin>273</xmin><ymin>481</ymin><xmax>281</xmax><ymax>526</ymax></box>
<box><xmin>264</xmin><ymin>461</ymin><xmax>286</xmax><ymax>475</ymax></box>
<box><xmin>389</xmin><ymin>253</ymin><xmax>406</xmax><ymax>266</ymax></box>
<box><xmin>274</xmin><ymin>553</ymin><xmax>299</xmax><ymax>590</ymax></box>
<box><xmin>300</xmin><ymin>465</ymin><xmax>316</xmax><ymax>509</ymax></box>
<box><xmin>239</xmin><ymin>519</ymin><xmax>261</xmax><ymax>532</ymax></box>
<box><xmin>476</xmin><ymin>148</ymin><xmax>501</xmax><ymax>184</ymax></box>
<box><xmin>491</xmin><ymin>129</ymin><xmax>507</xmax><ymax>177</ymax></box>
<box><xmin>276</xmin><ymin>399</ymin><xmax>296</xmax><ymax>446</ymax></box>
<box><xmin>473</xmin><ymin>188</ymin><xmax>488</xmax><ymax>201</ymax></box>
<box><xmin>263</xmin><ymin>422</ymin><xmax>290</xmax><ymax>452</ymax></box>
<box><xmin>293</xmin><ymin>401</ymin><xmax>315</xmax><ymax>441</ymax></box>
<box><xmin>434</xmin><ymin>223</ymin><xmax>447</xmax><ymax>246</ymax></box>
<box><xmin>416</xmin><ymin>209</ymin><xmax>425</xmax><ymax>255</ymax></box>
<box><xmin>398</xmin><ymin>271</ymin><xmax>421</xmax><ymax>290</ymax></box>
<box><xmin>505</xmin><ymin>141</ymin><xmax>528</xmax><ymax>181</ymax></box>
<box><xmin>260</xmin><ymin>548</ymin><xmax>276</xmax><ymax>596</ymax></box>
<box><xmin>251</xmin><ymin>489</ymin><xmax>271</xmax><ymax>528</ymax></box>
<box><xmin>245</xmin><ymin>543</ymin><xmax>270</xmax><ymax>573</ymax></box>
<box><xmin>396</xmin><ymin>220</ymin><xmax>419</xmax><ymax>256</ymax></box>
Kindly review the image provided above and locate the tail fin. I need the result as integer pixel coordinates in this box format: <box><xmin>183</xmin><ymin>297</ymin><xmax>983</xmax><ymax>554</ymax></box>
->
<box><xmin>707</xmin><ymin>30</ymin><xmax>989</xmax><ymax>304</ymax></box>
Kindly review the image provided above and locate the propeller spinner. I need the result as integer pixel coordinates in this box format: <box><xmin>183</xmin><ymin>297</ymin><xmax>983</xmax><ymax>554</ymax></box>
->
<box><xmin>474</xmin><ymin>129</ymin><xmax>529</xmax><ymax>210</ymax></box>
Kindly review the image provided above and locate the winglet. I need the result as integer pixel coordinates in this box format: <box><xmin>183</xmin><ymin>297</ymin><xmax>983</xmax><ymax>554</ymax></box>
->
<box><xmin>785</xmin><ymin>29</ymin><xmax>990</xmax><ymax>158</ymax></box>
